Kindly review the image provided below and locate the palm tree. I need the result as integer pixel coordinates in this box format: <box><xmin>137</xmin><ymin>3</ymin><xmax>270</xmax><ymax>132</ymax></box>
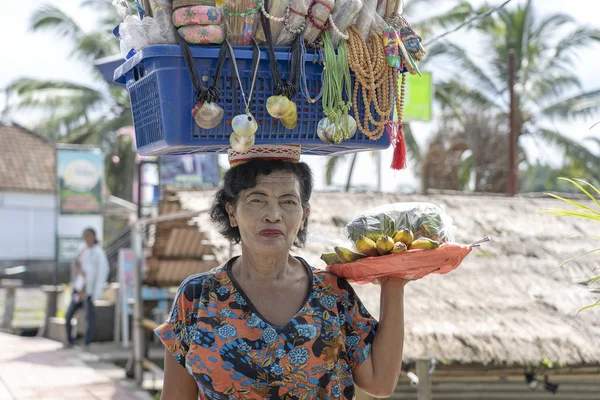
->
<box><xmin>2</xmin><ymin>0</ymin><xmax>135</xmax><ymax>199</ymax></box>
<box><xmin>325</xmin><ymin>0</ymin><xmax>475</xmax><ymax>191</ymax></box>
<box><xmin>426</xmin><ymin>0</ymin><xmax>600</xmax><ymax>191</ymax></box>
<box><xmin>2</xmin><ymin>1</ymin><xmax>130</xmax><ymax>147</ymax></box>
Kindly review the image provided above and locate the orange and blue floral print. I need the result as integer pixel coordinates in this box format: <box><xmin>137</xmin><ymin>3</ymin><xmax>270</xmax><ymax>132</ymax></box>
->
<box><xmin>155</xmin><ymin>257</ymin><xmax>378</xmax><ymax>400</ymax></box>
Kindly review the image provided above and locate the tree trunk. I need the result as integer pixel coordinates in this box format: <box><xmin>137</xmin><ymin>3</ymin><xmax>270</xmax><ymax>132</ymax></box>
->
<box><xmin>345</xmin><ymin>153</ymin><xmax>358</xmax><ymax>192</ymax></box>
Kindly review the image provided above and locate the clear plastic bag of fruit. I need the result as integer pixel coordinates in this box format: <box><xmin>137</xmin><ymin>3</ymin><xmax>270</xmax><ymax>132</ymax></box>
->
<box><xmin>343</xmin><ymin>202</ymin><xmax>456</xmax><ymax>244</ymax></box>
<box><xmin>322</xmin><ymin>203</ymin><xmax>489</xmax><ymax>283</ymax></box>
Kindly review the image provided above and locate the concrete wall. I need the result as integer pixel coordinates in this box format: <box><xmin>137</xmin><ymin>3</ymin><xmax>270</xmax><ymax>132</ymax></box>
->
<box><xmin>0</xmin><ymin>191</ymin><xmax>55</xmax><ymax>260</ymax></box>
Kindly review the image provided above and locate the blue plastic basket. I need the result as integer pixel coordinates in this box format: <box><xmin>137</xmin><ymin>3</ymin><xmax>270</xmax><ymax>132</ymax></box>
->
<box><xmin>114</xmin><ymin>44</ymin><xmax>392</xmax><ymax>156</ymax></box>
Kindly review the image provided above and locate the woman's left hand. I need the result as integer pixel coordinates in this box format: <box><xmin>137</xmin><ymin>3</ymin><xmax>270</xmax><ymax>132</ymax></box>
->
<box><xmin>354</xmin><ymin>276</ymin><xmax>409</xmax><ymax>397</ymax></box>
<box><xmin>372</xmin><ymin>276</ymin><xmax>411</xmax><ymax>287</ymax></box>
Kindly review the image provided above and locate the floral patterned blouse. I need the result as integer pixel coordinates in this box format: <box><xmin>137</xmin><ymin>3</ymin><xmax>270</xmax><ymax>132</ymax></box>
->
<box><xmin>155</xmin><ymin>257</ymin><xmax>378</xmax><ymax>400</ymax></box>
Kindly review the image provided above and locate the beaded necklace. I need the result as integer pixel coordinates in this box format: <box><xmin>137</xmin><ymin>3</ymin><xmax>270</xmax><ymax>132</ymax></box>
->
<box><xmin>261</xmin><ymin>1</ymin><xmax>285</xmax><ymax>22</ymax></box>
<box><xmin>347</xmin><ymin>26</ymin><xmax>396</xmax><ymax>140</ymax></box>
<box><xmin>283</xmin><ymin>3</ymin><xmax>307</xmax><ymax>35</ymax></box>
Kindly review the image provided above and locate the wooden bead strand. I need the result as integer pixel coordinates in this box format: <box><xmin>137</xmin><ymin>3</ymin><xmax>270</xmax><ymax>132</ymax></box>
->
<box><xmin>347</xmin><ymin>27</ymin><xmax>397</xmax><ymax>140</ymax></box>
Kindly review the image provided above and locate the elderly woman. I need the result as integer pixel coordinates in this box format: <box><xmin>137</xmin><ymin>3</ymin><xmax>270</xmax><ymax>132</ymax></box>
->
<box><xmin>156</xmin><ymin>146</ymin><xmax>408</xmax><ymax>399</ymax></box>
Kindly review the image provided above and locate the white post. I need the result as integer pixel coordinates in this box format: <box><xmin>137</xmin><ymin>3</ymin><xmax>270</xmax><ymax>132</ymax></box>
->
<box><xmin>132</xmin><ymin>224</ymin><xmax>145</xmax><ymax>386</ymax></box>
<box><xmin>119</xmin><ymin>249</ymin><xmax>130</xmax><ymax>348</ymax></box>
<box><xmin>416</xmin><ymin>359</ymin><xmax>432</xmax><ymax>400</ymax></box>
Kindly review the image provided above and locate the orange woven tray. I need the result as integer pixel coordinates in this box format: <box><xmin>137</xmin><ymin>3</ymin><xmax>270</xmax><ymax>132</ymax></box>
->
<box><xmin>326</xmin><ymin>243</ymin><xmax>473</xmax><ymax>284</ymax></box>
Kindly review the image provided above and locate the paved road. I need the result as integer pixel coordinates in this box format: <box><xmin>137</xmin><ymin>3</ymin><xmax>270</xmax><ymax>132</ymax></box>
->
<box><xmin>0</xmin><ymin>333</ymin><xmax>153</xmax><ymax>400</ymax></box>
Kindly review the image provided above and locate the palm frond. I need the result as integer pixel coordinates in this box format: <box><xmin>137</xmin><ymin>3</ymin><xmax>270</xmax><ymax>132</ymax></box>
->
<box><xmin>541</xmin><ymin>193</ymin><xmax>600</xmax><ymax>217</ymax></box>
<box><xmin>428</xmin><ymin>43</ymin><xmax>502</xmax><ymax>96</ymax></box>
<box><xmin>554</xmin><ymin>248</ymin><xmax>600</xmax><ymax>270</ymax></box>
<box><xmin>5</xmin><ymin>78</ymin><xmax>101</xmax><ymax>97</ymax></box>
<box><xmin>72</xmin><ymin>32</ymin><xmax>120</xmax><ymax>60</ymax></box>
<box><xmin>532</xmin><ymin>13</ymin><xmax>575</xmax><ymax>41</ymax></box>
<box><xmin>538</xmin><ymin>129</ymin><xmax>600</xmax><ymax>183</ymax></box>
<box><xmin>554</xmin><ymin>27</ymin><xmax>600</xmax><ymax>61</ymax></box>
<box><xmin>529</xmin><ymin>74</ymin><xmax>582</xmax><ymax>104</ymax></box>
<box><xmin>585</xmin><ymin>275</ymin><xmax>600</xmax><ymax>285</ymax></box>
<box><xmin>541</xmin><ymin>89</ymin><xmax>600</xmax><ymax>120</ymax></box>
<box><xmin>435</xmin><ymin>80</ymin><xmax>502</xmax><ymax>114</ymax></box>
<box><xmin>573</xmin><ymin>178</ymin><xmax>600</xmax><ymax>197</ymax></box>
<box><xmin>558</xmin><ymin>178</ymin><xmax>600</xmax><ymax>208</ymax></box>
<box><xmin>414</xmin><ymin>2</ymin><xmax>474</xmax><ymax>37</ymax></box>
<box><xmin>4</xmin><ymin>78</ymin><xmax>104</xmax><ymax>113</ymax></box>
<box><xmin>579</xmin><ymin>300</ymin><xmax>600</xmax><ymax>313</ymax></box>
<box><xmin>29</xmin><ymin>5</ymin><xmax>83</xmax><ymax>39</ymax></box>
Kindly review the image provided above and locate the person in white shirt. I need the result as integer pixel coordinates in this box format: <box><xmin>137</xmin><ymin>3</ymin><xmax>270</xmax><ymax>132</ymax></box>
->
<box><xmin>65</xmin><ymin>228</ymin><xmax>109</xmax><ymax>348</ymax></box>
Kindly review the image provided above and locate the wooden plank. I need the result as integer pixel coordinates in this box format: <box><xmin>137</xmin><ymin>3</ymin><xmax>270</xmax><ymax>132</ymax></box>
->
<box><xmin>431</xmin><ymin>366</ymin><xmax>600</xmax><ymax>377</ymax></box>
<box><xmin>430</xmin><ymin>374</ymin><xmax>600</xmax><ymax>383</ymax></box>
<box><xmin>394</xmin><ymin>376</ymin><xmax>600</xmax><ymax>400</ymax></box>
<box><xmin>422</xmin><ymin>393</ymin><xmax>600</xmax><ymax>400</ymax></box>
<box><xmin>146</xmin><ymin>258</ymin><xmax>221</xmax><ymax>287</ymax></box>
<box><xmin>430</xmin><ymin>382</ymin><xmax>600</xmax><ymax>392</ymax></box>
<box><xmin>180</xmin><ymin>230</ymin><xmax>197</xmax><ymax>257</ymax></box>
<box><xmin>163</xmin><ymin>230</ymin><xmax>178</xmax><ymax>256</ymax></box>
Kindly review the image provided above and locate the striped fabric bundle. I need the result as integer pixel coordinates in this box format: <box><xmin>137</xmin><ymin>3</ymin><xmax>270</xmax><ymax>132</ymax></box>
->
<box><xmin>172</xmin><ymin>0</ymin><xmax>216</xmax><ymax>10</ymax></box>
<box><xmin>173</xmin><ymin>5</ymin><xmax>222</xmax><ymax>26</ymax></box>
<box><xmin>173</xmin><ymin>4</ymin><xmax>225</xmax><ymax>44</ymax></box>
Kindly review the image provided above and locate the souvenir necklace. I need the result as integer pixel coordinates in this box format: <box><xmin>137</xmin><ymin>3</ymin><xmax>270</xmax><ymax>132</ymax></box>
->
<box><xmin>225</xmin><ymin>38</ymin><xmax>261</xmax><ymax>152</ymax></box>
<box><xmin>261</xmin><ymin>0</ymin><xmax>285</xmax><ymax>22</ymax></box>
<box><xmin>260</xmin><ymin>2</ymin><xmax>299</xmax><ymax>129</ymax></box>
<box><xmin>299</xmin><ymin>37</ymin><xmax>324</xmax><ymax>104</ymax></box>
<box><xmin>317</xmin><ymin>31</ymin><xmax>355</xmax><ymax>144</ymax></box>
<box><xmin>398</xmin><ymin>15</ymin><xmax>427</xmax><ymax>61</ymax></box>
<box><xmin>175</xmin><ymin>29</ymin><xmax>225</xmax><ymax>130</ymax></box>
<box><xmin>387</xmin><ymin>8</ymin><xmax>425</xmax><ymax>73</ymax></box>
<box><xmin>347</xmin><ymin>27</ymin><xmax>395</xmax><ymax>140</ymax></box>
<box><xmin>283</xmin><ymin>3</ymin><xmax>307</xmax><ymax>35</ymax></box>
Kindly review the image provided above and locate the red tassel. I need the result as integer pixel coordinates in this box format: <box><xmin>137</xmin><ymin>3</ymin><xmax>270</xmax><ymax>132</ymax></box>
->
<box><xmin>387</xmin><ymin>121</ymin><xmax>407</xmax><ymax>170</ymax></box>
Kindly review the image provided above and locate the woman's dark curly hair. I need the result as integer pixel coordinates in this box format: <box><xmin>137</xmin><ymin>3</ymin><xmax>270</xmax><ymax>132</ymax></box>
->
<box><xmin>210</xmin><ymin>159</ymin><xmax>313</xmax><ymax>247</ymax></box>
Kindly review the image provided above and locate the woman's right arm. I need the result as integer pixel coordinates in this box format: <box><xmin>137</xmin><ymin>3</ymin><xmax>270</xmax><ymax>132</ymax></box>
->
<box><xmin>156</xmin><ymin>276</ymin><xmax>204</xmax><ymax>399</ymax></box>
<box><xmin>161</xmin><ymin>351</ymin><xmax>198</xmax><ymax>400</ymax></box>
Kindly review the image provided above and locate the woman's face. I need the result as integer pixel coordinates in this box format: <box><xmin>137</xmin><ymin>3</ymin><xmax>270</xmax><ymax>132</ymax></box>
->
<box><xmin>83</xmin><ymin>230</ymin><xmax>96</xmax><ymax>247</ymax></box>
<box><xmin>227</xmin><ymin>171</ymin><xmax>308</xmax><ymax>256</ymax></box>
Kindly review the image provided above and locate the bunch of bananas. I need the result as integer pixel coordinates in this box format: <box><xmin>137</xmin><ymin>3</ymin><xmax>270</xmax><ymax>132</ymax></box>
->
<box><xmin>321</xmin><ymin>229</ymin><xmax>440</xmax><ymax>266</ymax></box>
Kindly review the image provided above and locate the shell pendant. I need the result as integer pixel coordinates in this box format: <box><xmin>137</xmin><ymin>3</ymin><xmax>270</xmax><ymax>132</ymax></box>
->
<box><xmin>232</xmin><ymin>112</ymin><xmax>258</xmax><ymax>138</ymax></box>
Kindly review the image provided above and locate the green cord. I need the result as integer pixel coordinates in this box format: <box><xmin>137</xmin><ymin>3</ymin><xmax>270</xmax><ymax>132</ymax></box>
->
<box><xmin>322</xmin><ymin>31</ymin><xmax>353</xmax><ymax>143</ymax></box>
<box><xmin>223</xmin><ymin>0</ymin><xmax>264</xmax><ymax>18</ymax></box>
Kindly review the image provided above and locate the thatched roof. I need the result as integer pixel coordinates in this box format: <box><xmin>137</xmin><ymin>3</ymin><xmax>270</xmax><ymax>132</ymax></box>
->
<box><xmin>166</xmin><ymin>190</ymin><xmax>600</xmax><ymax>367</ymax></box>
<box><xmin>0</xmin><ymin>124</ymin><xmax>55</xmax><ymax>193</ymax></box>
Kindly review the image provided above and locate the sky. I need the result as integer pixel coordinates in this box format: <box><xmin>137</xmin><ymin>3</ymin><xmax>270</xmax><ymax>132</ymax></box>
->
<box><xmin>1</xmin><ymin>0</ymin><xmax>600</xmax><ymax>192</ymax></box>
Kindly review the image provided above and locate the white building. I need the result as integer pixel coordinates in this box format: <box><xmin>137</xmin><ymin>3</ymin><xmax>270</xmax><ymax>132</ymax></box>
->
<box><xmin>0</xmin><ymin>124</ymin><xmax>56</xmax><ymax>283</ymax></box>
